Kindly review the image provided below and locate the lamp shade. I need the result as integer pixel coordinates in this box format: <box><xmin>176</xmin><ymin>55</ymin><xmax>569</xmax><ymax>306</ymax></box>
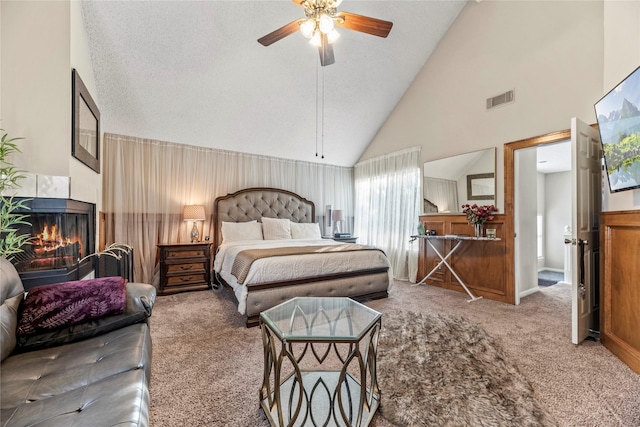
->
<box><xmin>332</xmin><ymin>210</ymin><xmax>344</xmax><ymax>222</ymax></box>
<box><xmin>183</xmin><ymin>205</ymin><xmax>205</xmax><ymax>221</ymax></box>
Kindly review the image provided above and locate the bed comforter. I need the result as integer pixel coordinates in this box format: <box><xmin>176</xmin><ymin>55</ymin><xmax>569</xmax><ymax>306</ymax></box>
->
<box><xmin>213</xmin><ymin>239</ymin><xmax>391</xmax><ymax>314</ymax></box>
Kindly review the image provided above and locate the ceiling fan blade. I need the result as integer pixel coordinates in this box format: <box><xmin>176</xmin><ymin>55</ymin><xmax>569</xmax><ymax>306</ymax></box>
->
<box><xmin>319</xmin><ymin>34</ymin><xmax>335</xmax><ymax>67</ymax></box>
<box><xmin>258</xmin><ymin>19</ymin><xmax>304</xmax><ymax>46</ymax></box>
<box><xmin>335</xmin><ymin>11</ymin><xmax>393</xmax><ymax>38</ymax></box>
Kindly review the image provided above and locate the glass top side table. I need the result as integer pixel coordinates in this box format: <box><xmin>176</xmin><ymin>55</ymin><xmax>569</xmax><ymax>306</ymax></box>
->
<box><xmin>260</xmin><ymin>297</ymin><xmax>382</xmax><ymax>427</ymax></box>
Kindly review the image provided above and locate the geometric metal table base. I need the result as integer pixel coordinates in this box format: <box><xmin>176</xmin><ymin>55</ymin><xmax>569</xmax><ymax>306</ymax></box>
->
<box><xmin>261</xmin><ymin>371</ymin><xmax>378</xmax><ymax>427</ymax></box>
<box><xmin>260</xmin><ymin>297</ymin><xmax>381</xmax><ymax>427</ymax></box>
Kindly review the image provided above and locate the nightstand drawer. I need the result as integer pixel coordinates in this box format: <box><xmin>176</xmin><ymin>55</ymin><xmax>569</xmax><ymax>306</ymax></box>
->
<box><xmin>166</xmin><ymin>273</ymin><xmax>207</xmax><ymax>286</ymax></box>
<box><xmin>164</xmin><ymin>248</ymin><xmax>207</xmax><ymax>259</ymax></box>
<box><xmin>166</xmin><ymin>262</ymin><xmax>206</xmax><ymax>274</ymax></box>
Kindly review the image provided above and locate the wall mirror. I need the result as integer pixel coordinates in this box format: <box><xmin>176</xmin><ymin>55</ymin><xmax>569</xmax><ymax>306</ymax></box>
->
<box><xmin>423</xmin><ymin>147</ymin><xmax>496</xmax><ymax>213</ymax></box>
<box><xmin>72</xmin><ymin>69</ymin><xmax>100</xmax><ymax>173</ymax></box>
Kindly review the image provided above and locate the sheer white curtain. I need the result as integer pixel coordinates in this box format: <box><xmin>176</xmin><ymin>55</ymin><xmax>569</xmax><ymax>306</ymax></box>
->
<box><xmin>103</xmin><ymin>133</ymin><xmax>354</xmax><ymax>285</ymax></box>
<box><xmin>353</xmin><ymin>147</ymin><xmax>421</xmax><ymax>280</ymax></box>
<box><xmin>423</xmin><ymin>177</ymin><xmax>459</xmax><ymax>213</ymax></box>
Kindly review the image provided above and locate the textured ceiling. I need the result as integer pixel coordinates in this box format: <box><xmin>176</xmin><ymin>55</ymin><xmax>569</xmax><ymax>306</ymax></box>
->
<box><xmin>81</xmin><ymin>0</ymin><xmax>466</xmax><ymax>167</ymax></box>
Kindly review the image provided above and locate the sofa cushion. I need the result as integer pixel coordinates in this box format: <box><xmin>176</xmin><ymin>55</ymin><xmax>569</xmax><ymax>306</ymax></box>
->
<box><xmin>16</xmin><ymin>282</ymin><xmax>156</xmax><ymax>353</ymax></box>
<box><xmin>17</xmin><ymin>277</ymin><xmax>127</xmax><ymax>336</ymax></box>
<box><xmin>1</xmin><ymin>258</ymin><xmax>25</xmax><ymax>362</ymax></box>
<box><xmin>1</xmin><ymin>322</ymin><xmax>151</xmax><ymax>410</ymax></box>
<box><xmin>0</xmin><ymin>369</ymin><xmax>149</xmax><ymax>427</ymax></box>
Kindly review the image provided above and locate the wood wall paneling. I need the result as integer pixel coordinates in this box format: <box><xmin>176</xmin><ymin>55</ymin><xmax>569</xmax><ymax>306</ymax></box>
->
<box><xmin>600</xmin><ymin>210</ymin><xmax>640</xmax><ymax>374</ymax></box>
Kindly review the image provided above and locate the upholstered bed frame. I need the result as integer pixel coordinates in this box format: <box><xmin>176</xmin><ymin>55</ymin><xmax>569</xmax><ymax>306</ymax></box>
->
<box><xmin>213</xmin><ymin>187</ymin><xmax>390</xmax><ymax>327</ymax></box>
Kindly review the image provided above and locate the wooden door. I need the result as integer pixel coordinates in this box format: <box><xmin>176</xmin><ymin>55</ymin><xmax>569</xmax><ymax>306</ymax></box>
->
<box><xmin>570</xmin><ymin>117</ymin><xmax>602</xmax><ymax>344</ymax></box>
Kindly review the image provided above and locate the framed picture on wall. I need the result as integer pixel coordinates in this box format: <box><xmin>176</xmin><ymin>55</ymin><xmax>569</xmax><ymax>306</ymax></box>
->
<box><xmin>467</xmin><ymin>173</ymin><xmax>495</xmax><ymax>200</ymax></box>
<box><xmin>72</xmin><ymin>69</ymin><xmax>100</xmax><ymax>173</ymax></box>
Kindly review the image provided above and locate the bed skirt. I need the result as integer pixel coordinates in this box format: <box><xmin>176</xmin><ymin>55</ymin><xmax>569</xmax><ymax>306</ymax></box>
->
<box><xmin>218</xmin><ymin>268</ymin><xmax>390</xmax><ymax>327</ymax></box>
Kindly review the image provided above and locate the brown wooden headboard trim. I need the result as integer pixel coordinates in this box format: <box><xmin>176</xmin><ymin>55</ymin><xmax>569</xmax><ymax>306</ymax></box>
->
<box><xmin>212</xmin><ymin>187</ymin><xmax>316</xmax><ymax>254</ymax></box>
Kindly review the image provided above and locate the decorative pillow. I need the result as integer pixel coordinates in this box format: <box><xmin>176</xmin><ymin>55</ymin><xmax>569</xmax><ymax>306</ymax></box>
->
<box><xmin>16</xmin><ymin>282</ymin><xmax>155</xmax><ymax>353</ymax></box>
<box><xmin>221</xmin><ymin>220</ymin><xmax>263</xmax><ymax>242</ymax></box>
<box><xmin>261</xmin><ymin>217</ymin><xmax>292</xmax><ymax>240</ymax></box>
<box><xmin>17</xmin><ymin>277</ymin><xmax>127</xmax><ymax>336</ymax></box>
<box><xmin>290</xmin><ymin>222</ymin><xmax>322</xmax><ymax>240</ymax></box>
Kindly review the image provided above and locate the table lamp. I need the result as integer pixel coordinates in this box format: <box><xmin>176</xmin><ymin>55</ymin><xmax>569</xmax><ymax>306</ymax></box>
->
<box><xmin>183</xmin><ymin>205</ymin><xmax>205</xmax><ymax>243</ymax></box>
<box><xmin>332</xmin><ymin>209</ymin><xmax>344</xmax><ymax>236</ymax></box>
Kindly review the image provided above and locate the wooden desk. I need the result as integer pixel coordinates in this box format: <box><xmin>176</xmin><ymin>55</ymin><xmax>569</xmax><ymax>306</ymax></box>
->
<box><xmin>411</xmin><ymin>234</ymin><xmax>501</xmax><ymax>302</ymax></box>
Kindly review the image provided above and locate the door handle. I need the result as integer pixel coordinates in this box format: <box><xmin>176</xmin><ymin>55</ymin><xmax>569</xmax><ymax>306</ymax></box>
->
<box><xmin>578</xmin><ymin>238</ymin><xmax>586</xmax><ymax>299</ymax></box>
<box><xmin>564</xmin><ymin>238</ymin><xmax>576</xmax><ymax>245</ymax></box>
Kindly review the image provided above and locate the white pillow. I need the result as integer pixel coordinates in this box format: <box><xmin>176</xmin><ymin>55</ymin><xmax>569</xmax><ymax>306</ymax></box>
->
<box><xmin>261</xmin><ymin>217</ymin><xmax>292</xmax><ymax>240</ymax></box>
<box><xmin>221</xmin><ymin>220</ymin><xmax>263</xmax><ymax>242</ymax></box>
<box><xmin>290</xmin><ymin>222</ymin><xmax>322</xmax><ymax>240</ymax></box>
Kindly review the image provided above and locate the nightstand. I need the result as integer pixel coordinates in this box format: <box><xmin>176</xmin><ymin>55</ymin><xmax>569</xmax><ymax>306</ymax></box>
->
<box><xmin>322</xmin><ymin>236</ymin><xmax>359</xmax><ymax>244</ymax></box>
<box><xmin>157</xmin><ymin>242</ymin><xmax>211</xmax><ymax>295</ymax></box>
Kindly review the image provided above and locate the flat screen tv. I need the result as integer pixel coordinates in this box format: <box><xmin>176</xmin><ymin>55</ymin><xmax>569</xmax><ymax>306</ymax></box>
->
<box><xmin>594</xmin><ymin>65</ymin><xmax>640</xmax><ymax>193</ymax></box>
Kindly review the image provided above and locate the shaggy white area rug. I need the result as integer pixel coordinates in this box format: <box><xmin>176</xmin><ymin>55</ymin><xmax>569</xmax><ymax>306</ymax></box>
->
<box><xmin>377</xmin><ymin>311</ymin><xmax>556</xmax><ymax>427</ymax></box>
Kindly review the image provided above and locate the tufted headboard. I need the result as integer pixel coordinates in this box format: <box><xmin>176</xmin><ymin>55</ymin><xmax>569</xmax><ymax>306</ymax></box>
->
<box><xmin>212</xmin><ymin>187</ymin><xmax>315</xmax><ymax>253</ymax></box>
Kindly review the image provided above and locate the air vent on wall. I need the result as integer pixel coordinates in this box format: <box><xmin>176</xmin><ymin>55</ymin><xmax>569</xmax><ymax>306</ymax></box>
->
<box><xmin>486</xmin><ymin>89</ymin><xmax>514</xmax><ymax>110</ymax></box>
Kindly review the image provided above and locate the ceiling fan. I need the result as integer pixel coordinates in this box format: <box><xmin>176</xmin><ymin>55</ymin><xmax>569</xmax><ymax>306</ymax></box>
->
<box><xmin>257</xmin><ymin>0</ymin><xmax>393</xmax><ymax>66</ymax></box>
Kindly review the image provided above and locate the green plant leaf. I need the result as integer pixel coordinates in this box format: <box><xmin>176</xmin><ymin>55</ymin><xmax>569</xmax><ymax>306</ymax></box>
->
<box><xmin>0</xmin><ymin>129</ymin><xmax>32</xmax><ymax>258</ymax></box>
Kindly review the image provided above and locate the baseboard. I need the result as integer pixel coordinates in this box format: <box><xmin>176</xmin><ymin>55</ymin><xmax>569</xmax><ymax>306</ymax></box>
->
<box><xmin>537</xmin><ymin>267</ymin><xmax>564</xmax><ymax>273</ymax></box>
<box><xmin>519</xmin><ymin>287</ymin><xmax>539</xmax><ymax>298</ymax></box>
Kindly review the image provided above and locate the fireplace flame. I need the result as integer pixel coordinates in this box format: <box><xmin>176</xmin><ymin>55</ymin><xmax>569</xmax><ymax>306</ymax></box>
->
<box><xmin>35</xmin><ymin>223</ymin><xmax>77</xmax><ymax>254</ymax></box>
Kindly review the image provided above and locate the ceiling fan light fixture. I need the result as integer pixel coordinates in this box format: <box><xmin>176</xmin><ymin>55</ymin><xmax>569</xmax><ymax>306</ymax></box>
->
<box><xmin>300</xmin><ymin>18</ymin><xmax>317</xmax><ymax>38</ymax></box>
<box><xmin>327</xmin><ymin>28</ymin><xmax>340</xmax><ymax>44</ymax></box>
<box><xmin>258</xmin><ymin>0</ymin><xmax>393</xmax><ymax>66</ymax></box>
<box><xmin>309</xmin><ymin>31</ymin><xmax>322</xmax><ymax>47</ymax></box>
<box><xmin>318</xmin><ymin>13</ymin><xmax>334</xmax><ymax>34</ymax></box>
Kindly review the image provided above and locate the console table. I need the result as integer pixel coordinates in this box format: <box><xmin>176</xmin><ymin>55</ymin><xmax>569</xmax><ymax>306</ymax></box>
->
<box><xmin>410</xmin><ymin>234</ymin><xmax>501</xmax><ymax>302</ymax></box>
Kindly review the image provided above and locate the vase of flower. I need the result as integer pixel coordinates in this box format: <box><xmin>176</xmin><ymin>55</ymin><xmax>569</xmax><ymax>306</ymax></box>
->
<box><xmin>462</xmin><ymin>203</ymin><xmax>498</xmax><ymax>238</ymax></box>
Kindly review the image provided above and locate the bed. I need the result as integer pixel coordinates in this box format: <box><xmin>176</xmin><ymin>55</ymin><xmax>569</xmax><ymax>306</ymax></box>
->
<box><xmin>212</xmin><ymin>187</ymin><xmax>391</xmax><ymax>327</ymax></box>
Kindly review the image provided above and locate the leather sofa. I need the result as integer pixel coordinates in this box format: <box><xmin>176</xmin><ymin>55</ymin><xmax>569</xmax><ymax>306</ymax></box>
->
<box><xmin>0</xmin><ymin>257</ymin><xmax>156</xmax><ymax>427</ymax></box>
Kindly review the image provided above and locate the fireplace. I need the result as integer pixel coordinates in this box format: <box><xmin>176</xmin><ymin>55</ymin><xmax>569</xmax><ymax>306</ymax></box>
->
<box><xmin>11</xmin><ymin>198</ymin><xmax>95</xmax><ymax>290</ymax></box>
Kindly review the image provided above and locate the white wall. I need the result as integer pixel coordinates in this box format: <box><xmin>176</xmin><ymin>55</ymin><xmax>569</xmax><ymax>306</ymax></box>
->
<box><xmin>537</xmin><ymin>172</ymin><xmax>545</xmax><ymax>269</ymax></box>
<box><xmin>545</xmin><ymin>171</ymin><xmax>571</xmax><ymax>270</ymax></box>
<box><xmin>360</xmin><ymin>1</ymin><xmax>607</xmax><ymax>213</ymax></box>
<box><xmin>601</xmin><ymin>0</ymin><xmax>640</xmax><ymax>211</ymax></box>
<box><xmin>70</xmin><ymin>0</ymin><xmax>102</xmax><ymax>209</ymax></box>
<box><xmin>515</xmin><ymin>148</ymin><xmax>538</xmax><ymax>299</ymax></box>
<box><xmin>1</xmin><ymin>1</ymin><xmax>71</xmax><ymax>177</ymax></box>
<box><xmin>1</xmin><ymin>1</ymin><xmax>102</xmax><ymax>211</ymax></box>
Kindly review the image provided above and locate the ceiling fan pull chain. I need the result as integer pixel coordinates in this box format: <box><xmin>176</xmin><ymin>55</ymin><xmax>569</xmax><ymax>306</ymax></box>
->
<box><xmin>321</xmin><ymin>64</ymin><xmax>325</xmax><ymax>159</ymax></box>
<box><xmin>315</xmin><ymin>62</ymin><xmax>319</xmax><ymax>157</ymax></box>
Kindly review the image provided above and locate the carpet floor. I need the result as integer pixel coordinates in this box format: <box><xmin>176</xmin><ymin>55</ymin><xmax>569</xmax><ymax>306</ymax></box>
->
<box><xmin>149</xmin><ymin>281</ymin><xmax>640</xmax><ymax>426</ymax></box>
<box><xmin>378</xmin><ymin>311</ymin><xmax>555</xmax><ymax>426</ymax></box>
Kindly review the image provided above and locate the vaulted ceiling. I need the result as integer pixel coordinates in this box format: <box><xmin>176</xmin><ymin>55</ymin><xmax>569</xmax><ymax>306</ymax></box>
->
<box><xmin>82</xmin><ymin>0</ymin><xmax>466</xmax><ymax>167</ymax></box>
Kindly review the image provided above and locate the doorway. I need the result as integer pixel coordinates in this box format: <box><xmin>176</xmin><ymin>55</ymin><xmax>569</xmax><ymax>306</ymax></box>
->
<box><xmin>505</xmin><ymin>122</ymin><xmax>602</xmax><ymax>344</ymax></box>
<box><xmin>504</xmin><ymin>129</ymin><xmax>572</xmax><ymax>305</ymax></box>
<box><xmin>514</xmin><ymin>140</ymin><xmax>572</xmax><ymax>302</ymax></box>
